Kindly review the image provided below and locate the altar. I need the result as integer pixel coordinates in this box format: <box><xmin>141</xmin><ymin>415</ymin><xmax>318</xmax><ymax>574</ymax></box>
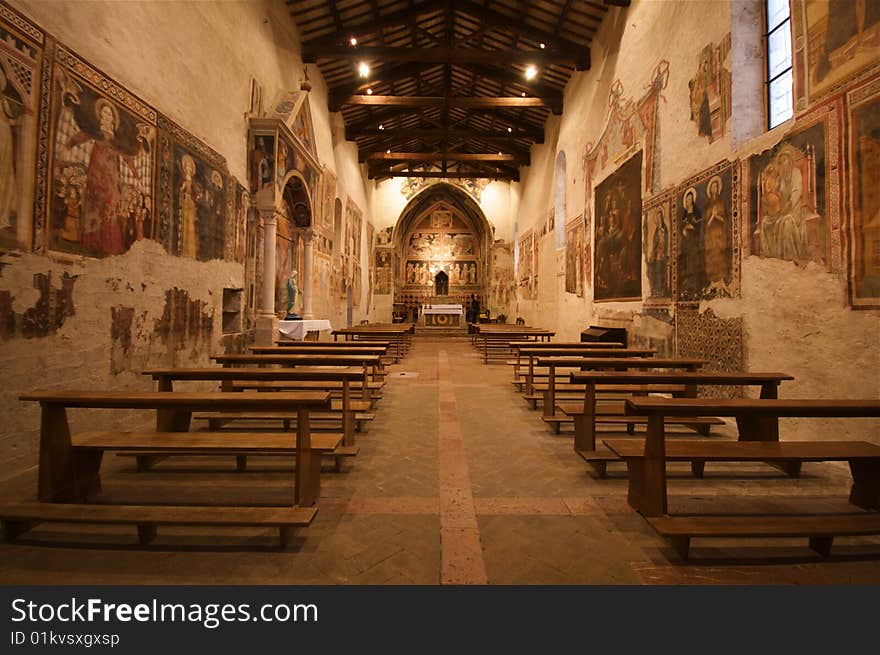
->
<box><xmin>421</xmin><ymin>304</ymin><xmax>463</xmax><ymax>327</ymax></box>
<box><xmin>279</xmin><ymin>319</ymin><xmax>333</xmax><ymax>341</ymax></box>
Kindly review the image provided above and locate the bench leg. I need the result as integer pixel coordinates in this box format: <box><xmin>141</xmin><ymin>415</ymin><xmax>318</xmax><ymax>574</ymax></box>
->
<box><xmin>236</xmin><ymin>456</ymin><xmax>248</xmax><ymax>472</ymax></box>
<box><xmin>279</xmin><ymin>527</ymin><xmax>298</xmax><ymax>549</ymax></box>
<box><xmin>849</xmin><ymin>461</ymin><xmax>880</xmax><ymax>510</ymax></box>
<box><xmin>690</xmin><ymin>460</ymin><xmax>705</xmax><ymax>478</ymax></box>
<box><xmin>334</xmin><ymin>455</ymin><xmax>344</xmax><ymax>473</ymax></box>
<box><xmin>809</xmin><ymin>536</ymin><xmax>833</xmax><ymax>558</ymax></box>
<box><xmin>73</xmin><ymin>451</ymin><xmax>103</xmax><ymax>500</ymax></box>
<box><xmin>626</xmin><ymin>422</ymin><xmax>635</xmax><ymax>435</ymax></box>
<box><xmin>137</xmin><ymin>525</ymin><xmax>157</xmax><ymax>545</ymax></box>
<box><xmin>588</xmin><ymin>460</ymin><xmax>608</xmax><ymax>478</ymax></box>
<box><xmin>572</xmin><ymin>414</ymin><xmax>595</xmax><ymax>452</ymax></box>
<box><xmin>686</xmin><ymin>422</ymin><xmax>711</xmax><ymax>436</ymax></box>
<box><xmin>1</xmin><ymin>519</ymin><xmax>37</xmax><ymax>541</ymax></box>
<box><xmin>526</xmin><ymin>398</ymin><xmax>537</xmax><ymax>410</ymax></box>
<box><xmin>668</xmin><ymin>535</ymin><xmax>691</xmax><ymax>561</ymax></box>
<box><xmin>136</xmin><ymin>455</ymin><xmax>165</xmax><ymax>472</ymax></box>
<box><xmin>625</xmin><ymin>458</ymin><xmax>646</xmax><ymax>512</ymax></box>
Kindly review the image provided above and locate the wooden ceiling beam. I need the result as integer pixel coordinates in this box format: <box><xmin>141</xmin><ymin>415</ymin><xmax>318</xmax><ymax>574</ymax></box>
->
<box><xmin>302</xmin><ymin>45</ymin><xmax>577</xmax><ymax>68</ymax></box>
<box><xmin>327</xmin><ymin>62</ymin><xmax>439</xmax><ymax>110</ymax></box>
<box><xmin>363</xmin><ymin>151</ymin><xmax>529</xmax><ymax>164</ymax></box>
<box><xmin>454</xmin><ymin>0</ymin><xmax>591</xmax><ymax>70</ymax></box>
<box><xmin>300</xmin><ymin>0</ymin><xmax>447</xmax><ymax>50</ymax></box>
<box><xmin>348</xmin><ymin>127</ymin><xmax>544</xmax><ymax>143</ymax></box>
<box><xmin>367</xmin><ymin>169</ymin><xmax>519</xmax><ymax>181</ymax></box>
<box><xmin>603</xmin><ymin>0</ymin><xmax>631</xmax><ymax>6</ymax></box>
<box><xmin>337</xmin><ymin>94</ymin><xmax>557</xmax><ymax>111</ymax></box>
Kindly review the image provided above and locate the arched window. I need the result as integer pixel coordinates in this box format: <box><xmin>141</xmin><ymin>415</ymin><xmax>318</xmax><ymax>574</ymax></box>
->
<box><xmin>766</xmin><ymin>0</ymin><xmax>793</xmax><ymax>128</ymax></box>
<box><xmin>332</xmin><ymin>197</ymin><xmax>342</xmax><ymax>257</ymax></box>
<box><xmin>554</xmin><ymin>151</ymin><xmax>566</xmax><ymax>249</ymax></box>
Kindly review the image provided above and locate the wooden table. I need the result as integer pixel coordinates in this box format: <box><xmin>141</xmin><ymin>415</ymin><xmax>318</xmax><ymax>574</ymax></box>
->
<box><xmin>19</xmin><ymin>390</ymin><xmax>331</xmax><ymax>506</ymax></box>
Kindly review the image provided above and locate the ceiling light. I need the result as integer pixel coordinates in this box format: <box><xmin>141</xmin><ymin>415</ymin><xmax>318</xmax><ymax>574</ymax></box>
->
<box><xmin>498</xmin><ymin>151</ymin><xmax>503</xmax><ymax>156</ymax></box>
<box><xmin>386</xmin><ymin>149</ymin><xmax>391</xmax><ymax>153</ymax></box>
<box><xmin>378</xmin><ymin>124</ymin><xmax>384</xmax><ymax>130</ymax></box>
<box><xmin>366</xmin><ymin>88</ymin><xmax>373</xmax><ymax>95</ymax></box>
<box><xmin>350</xmin><ymin>37</ymin><xmax>358</xmax><ymax>46</ymax></box>
<box><xmin>357</xmin><ymin>61</ymin><xmax>370</xmax><ymax>78</ymax></box>
<box><xmin>524</xmin><ymin>64</ymin><xmax>537</xmax><ymax>80</ymax></box>
<box><xmin>521</xmin><ymin>92</ymin><xmax>526</xmax><ymax>97</ymax></box>
<box><xmin>539</xmin><ymin>42</ymin><xmax>546</xmax><ymax>49</ymax></box>
<box><xmin>507</xmin><ymin>127</ymin><xmax>513</xmax><ymax>133</ymax></box>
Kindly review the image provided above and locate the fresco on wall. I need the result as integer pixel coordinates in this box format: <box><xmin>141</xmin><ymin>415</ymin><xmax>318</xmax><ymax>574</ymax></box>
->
<box><xmin>365</xmin><ymin>221</ymin><xmax>374</xmax><ymax>313</ymax></box>
<box><xmin>352</xmin><ymin>260</ymin><xmax>361</xmax><ymax>308</ymax></box>
<box><xmin>675</xmin><ymin>306</ymin><xmax>745</xmax><ymax>398</ymax></box>
<box><xmin>688</xmin><ymin>34</ymin><xmax>731</xmax><ymax>143</ymax></box>
<box><xmin>154</xmin><ymin>114</ymin><xmax>234</xmax><ymax>262</ymax></box>
<box><xmin>643</xmin><ymin>191</ymin><xmax>673</xmax><ymax>302</ymax></box>
<box><xmin>489</xmin><ymin>240</ymin><xmax>514</xmax><ymax>315</ymax></box>
<box><xmin>583</xmin><ymin>60</ymin><xmax>669</xmax><ymax>217</ymax></box>
<box><xmin>518</xmin><ymin>230</ymin><xmax>534</xmax><ymax>299</ymax></box>
<box><xmin>401</xmin><ymin>175</ymin><xmax>490</xmax><ymax>203</ymax></box>
<box><xmin>594</xmin><ymin>152</ymin><xmax>642</xmax><ymax>302</ymax></box>
<box><xmin>376</xmin><ymin>225</ymin><xmax>392</xmax><ymax>247</ymax></box>
<box><xmin>345</xmin><ymin>197</ymin><xmax>362</xmax><ymax>265</ymax></box>
<box><xmin>746</xmin><ymin>100</ymin><xmax>841</xmax><ymax>271</ymax></box>
<box><xmin>47</xmin><ymin>53</ymin><xmax>156</xmax><ymax>258</ymax></box>
<box><xmin>564</xmin><ymin>215</ymin><xmax>584</xmax><ymax>296</ymax></box>
<box><xmin>793</xmin><ymin>0</ymin><xmax>880</xmax><ymax>110</ymax></box>
<box><xmin>0</xmin><ymin>6</ymin><xmax>42</xmax><ymax>251</ymax></box>
<box><xmin>321</xmin><ymin>168</ymin><xmax>335</xmax><ymax>232</ymax></box>
<box><xmin>231</xmin><ymin>183</ymin><xmax>248</xmax><ymax>263</ymax></box>
<box><xmin>674</xmin><ymin>161</ymin><xmax>739</xmax><ymax>302</ymax></box>
<box><xmin>274</xmin><ymin>217</ymin><xmax>296</xmax><ymax>316</ymax></box>
<box><xmin>249</xmin><ymin>134</ymin><xmax>274</xmax><ymax>193</ymax></box>
<box><xmin>847</xmin><ymin>75</ymin><xmax>880</xmax><ymax>307</ymax></box>
<box><xmin>375</xmin><ymin>248</ymin><xmax>392</xmax><ymax>295</ymax></box>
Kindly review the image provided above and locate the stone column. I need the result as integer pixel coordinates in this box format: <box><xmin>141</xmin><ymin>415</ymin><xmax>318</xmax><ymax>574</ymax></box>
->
<box><xmin>255</xmin><ymin>208</ymin><xmax>278</xmax><ymax>345</ymax></box>
<box><xmin>303</xmin><ymin>230</ymin><xmax>314</xmax><ymax>319</ymax></box>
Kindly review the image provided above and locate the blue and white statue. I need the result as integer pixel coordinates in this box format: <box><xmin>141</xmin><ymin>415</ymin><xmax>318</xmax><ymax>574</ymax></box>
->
<box><xmin>285</xmin><ymin>270</ymin><xmax>302</xmax><ymax>320</ymax></box>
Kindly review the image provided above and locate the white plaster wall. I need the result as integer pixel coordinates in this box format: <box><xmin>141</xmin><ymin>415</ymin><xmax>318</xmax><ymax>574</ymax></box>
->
<box><xmin>509</xmin><ymin>0</ymin><xmax>880</xmax><ymax>436</ymax></box>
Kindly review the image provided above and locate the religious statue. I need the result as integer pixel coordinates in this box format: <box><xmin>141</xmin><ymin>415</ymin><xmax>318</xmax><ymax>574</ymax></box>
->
<box><xmin>285</xmin><ymin>269</ymin><xmax>302</xmax><ymax>320</ymax></box>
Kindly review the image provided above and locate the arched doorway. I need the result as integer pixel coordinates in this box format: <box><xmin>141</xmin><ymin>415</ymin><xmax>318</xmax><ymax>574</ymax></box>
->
<box><xmin>275</xmin><ymin>174</ymin><xmax>311</xmax><ymax>316</ymax></box>
<box><xmin>391</xmin><ymin>183</ymin><xmax>491</xmax><ymax>322</ymax></box>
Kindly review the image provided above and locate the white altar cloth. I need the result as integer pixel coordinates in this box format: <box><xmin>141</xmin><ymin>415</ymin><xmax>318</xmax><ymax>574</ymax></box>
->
<box><xmin>279</xmin><ymin>319</ymin><xmax>333</xmax><ymax>341</ymax></box>
<box><xmin>421</xmin><ymin>304</ymin><xmax>463</xmax><ymax>315</ymax></box>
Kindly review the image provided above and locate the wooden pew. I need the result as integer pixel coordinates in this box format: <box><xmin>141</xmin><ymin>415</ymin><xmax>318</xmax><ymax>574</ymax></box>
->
<box><xmin>333</xmin><ymin>325</ymin><xmax>413</xmax><ymax>362</ymax></box>
<box><xmin>474</xmin><ymin>327</ymin><xmax>555</xmax><ymax>363</ymax></box>
<box><xmin>565</xmin><ymin>371</ymin><xmax>795</xmax><ymax>475</ymax></box>
<box><xmin>508</xmin><ymin>341</ymin><xmax>624</xmax><ymax>388</ymax></box>
<box><xmin>514</xmin><ymin>347</ymin><xmax>656</xmax><ymax>398</ymax></box>
<box><xmin>536</xmin><ymin>357</ymin><xmax>705</xmax><ymax>431</ymax></box>
<box><xmin>1</xmin><ymin>391</ymin><xmax>333</xmax><ymax>546</ymax></box>
<box><xmin>609</xmin><ymin>398</ymin><xmax>880</xmax><ymax>559</ymax></box>
<box><xmin>143</xmin><ymin>367</ymin><xmax>369</xmax><ymax>469</ymax></box>
<box><xmin>212</xmin><ymin>353</ymin><xmax>383</xmax><ymax>388</ymax></box>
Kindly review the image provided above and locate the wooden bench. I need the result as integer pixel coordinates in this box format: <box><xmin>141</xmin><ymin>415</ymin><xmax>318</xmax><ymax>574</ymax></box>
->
<box><xmin>227</xmin><ymin>380</ymin><xmax>384</xmax><ymax>406</ymax></box>
<box><xmin>564</xmin><ymin>371</ymin><xmax>795</xmax><ymax>475</ymax></box>
<box><xmin>9</xmin><ymin>390</ymin><xmax>333</xmax><ymax>546</ymax></box>
<box><xmin>0</xmin><ymin>502</ymin><xmax>317</xmax><ymax>548</ymax></box>
<box><xmin>212</xmin><ymin>353</ymin><xmax>383</xmax><ymax>385</ymax></box>
<box><xmin>144</xmin><ymin>367</ymin><xmax>369</xmax><ymax>454</ymax></box>
<box><xmin>614</xmin><ymin>398</ymin><xmax>880</xmax><ymax>559</ymax></box>
<box><xmin>512</xmin><ymin>347</ymin><xmax>655</xmax><ymax>395</ymax></box>
<box><xmin>333</xmin><ymin>326</ymin><xmax>413</xmax><ymax>362</ymax></box>
<box><xmin>474</xmin><ymin>329</ymin><xmax>555</xmax><ymax>363</ymax></box>
<box><xmin>647</xmin><ymin>514</ymin><xmax>880</xmax><ymax>560</ymax></box>
<box><xmin>193</xmin><ymin>409</ymin><xmax>376</xmax><ymax>433</ymax></box>
<box><xmin>537</xmin><ymin>357</ymin><xmax>705</xmax><ymax>428</ymax></box>
<box><xmin>19</xmin><ymin>390</ymin><xmax>331</xmax><ymax>507</ymax></box>
<box><xmin>251</xmin><ymin>345</ymin><xmax>390</xmax><ymax>365</ymax></box>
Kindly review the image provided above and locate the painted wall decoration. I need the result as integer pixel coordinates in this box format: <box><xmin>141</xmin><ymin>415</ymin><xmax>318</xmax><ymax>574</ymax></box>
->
<box><xmin>376</xmin><ymin>225</ymin><xmax>392</xmax><ymax>247</ymax></box>
<box><xmin>47</xmin><ymin>49</ymin><xmax>156</xmax><ymax>258</ymax></box>
<box><xmin>745</xmin><ymin>99</ymin><xmax>841</xmax><ymax>271</ymax></box>
<box><xmin>675</xmin><ymin>306</ymin><xmax>745</xmax><ymax>399</ymax></box>
<box><xmin>249</xmin><ymin>133</ymin><xmax>274</xmax><ymax>193</ymax></box>
<box><xmin>564</xmin><ymin>215</ymin><xmax>584</xmax><ymax>296</ymax></box>
<box><xmin>0</xmin><ymin>5</ymin><xmax>42</xmax><ymax>251</ymax></box>
<box><xmin>397</xmin><ymin>202</ymin><xmax>482</xmax><ymax>293</ymax></box>
<box><xmin>401</xmin><ymin>175</ymin><xmax>490</xmax><ymax>203</ymax></box>
<box><xmin>320</xmin><ymin>168</ymin><xmax>336</xmax><ymax>232</ymax></box>
<box><xmin>675</xmin><ymin>160</ymin><xmax>739</xmax><ymax>302</ymax></box>
<box><xmin>518</xmin><ymin>230</ymin><xmax>534</xmax><ymax>299</ymax></box>
<box><xmin>583</xmin><ymin>59</ymin><xmax>669</xmax><ymax>214</ymax></box>
<box><xmin>688</xmin><ymin>34</ymin><xmax>731</xmax><ymax>143</ymax></box>
<box><xmin>365</xmin><ymin>221</ymin><xmax>374</xmax><ymax>312</ymax></box>
<box><xmin>345</xmin><ymin>197</ymin><xmax>363</xmax><ymax>266</ymax></box>
<box><xmin>594</xmin><ymin>151</ymin><xmax>643</xmax><ymax>302</ymax></box>
<box><xmin>375</xmin><ymin>248</ymin><xmax>392</xmax><ymax>295</ymax></box>
<box><xmin>642</xmin><ymin>191</ymin><xmax>673</xmax><ymax>302</ymax></box>
<box><xmin>793</xmin><ymin>0</ymin><xmax>880</xmax><ymax>111</ymax></box>
<box><xmin>489</xmin><ymin>240</ymin><xmax>514</xmax><ymax>314</ymax></box>
<box><xmin>230</xmin><ymin>183</ymin><xmax>248</xmax><ymax>263</ymax></box>
<box><xmin>847</xmin><ymin>74</ymin><xmax>880</xmax><ymax>307</ymax></box>
<box><xmin>155</xmin><ymin>115</ymin><xmax>234</xmax><ymax>262</ymax></box>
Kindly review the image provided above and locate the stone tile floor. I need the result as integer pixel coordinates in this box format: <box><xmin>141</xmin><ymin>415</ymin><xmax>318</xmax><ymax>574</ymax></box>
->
<box><xmin>1</xmin><ymin>337</ymin><xmax>879</xmax><ymax>584</ymax></box>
